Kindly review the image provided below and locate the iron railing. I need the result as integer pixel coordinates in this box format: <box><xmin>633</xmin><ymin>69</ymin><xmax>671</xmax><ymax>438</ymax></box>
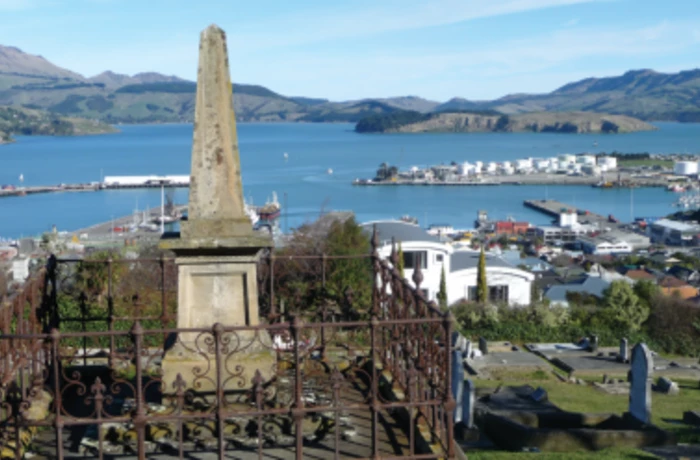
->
<box><xmin>0</xmin><ymin>229</ymin><xmax>455</xmax><ymax>459</ymax></box>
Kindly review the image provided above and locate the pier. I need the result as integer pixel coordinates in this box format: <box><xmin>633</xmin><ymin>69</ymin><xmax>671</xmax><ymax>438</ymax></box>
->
<box><xmin>524</xmin><ymin>199</ymin><xmax>623</xmax><ymax>228</ymax></box>
<box><xmin>0</xmin><ymin>175</ymin><xmax>190</xmax><ymax>199</ymax></box>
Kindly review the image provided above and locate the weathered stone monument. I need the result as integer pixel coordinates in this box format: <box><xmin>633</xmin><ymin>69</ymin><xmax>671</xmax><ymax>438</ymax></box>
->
<box><xmin>160</xmin><ymin>24</ymin><xmax>274</xmax><ymax>392</ymax></box>
<box><xmin>628</xmin><ymin>343</ymin><xmax>653</xmax><ymax>424</ymax></box>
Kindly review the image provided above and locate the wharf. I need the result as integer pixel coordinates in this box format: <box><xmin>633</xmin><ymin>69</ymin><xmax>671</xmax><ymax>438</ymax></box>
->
<box><xmin>524</xmin><ymin>199</ymin><xmax>622</xmax><ymax>228</ymax></box>
<box><xmin>0</xmin><ymin>182</ymin><xmax>188</xmax><ymax>199</ymax></box>
<box><xmin>353</xmin><ymin>172</ymin><xmax>671</xmax><ymax>187</ymax></box>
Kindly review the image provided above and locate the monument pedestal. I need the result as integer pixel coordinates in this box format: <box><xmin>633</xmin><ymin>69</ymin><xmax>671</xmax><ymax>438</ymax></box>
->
<box><xmin>160</xmin><ymin>236</ymin><xmax>275</xmax><ymax>393</ymax></box>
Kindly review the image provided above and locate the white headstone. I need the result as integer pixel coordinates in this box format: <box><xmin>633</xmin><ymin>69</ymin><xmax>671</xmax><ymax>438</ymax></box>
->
<box><xmin>462</xmin><ymin>379</ymin><xmax>476</xmax><ymax>428</ymax></box>
<box><xmin>628</xmin><ymin>343</ymin><xmax>653</xmax><ymax>424</ymax></box>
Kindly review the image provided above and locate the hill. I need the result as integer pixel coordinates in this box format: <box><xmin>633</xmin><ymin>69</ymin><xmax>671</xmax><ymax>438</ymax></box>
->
<box><xmin>0</xmin><ymin>105</ymin><xmax>117</xmax><ymax>144</ymax></box>
<box><xmin>356</xmin><ymin>111</ymin><xmax>656</xmax><ymax>134</ymax></box>
<box><xmin>1</xmin><ymin>44</ymin><xmax>699</xmax><ymax>123</ymax></box>
<box><xmin>448</xmin><ymin>69</ymin><xmax>700</xmax><ymax>122</ymax></box>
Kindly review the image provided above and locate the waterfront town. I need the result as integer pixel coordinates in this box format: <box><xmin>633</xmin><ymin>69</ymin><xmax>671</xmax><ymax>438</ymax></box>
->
<box><xmin>3</xmin><ymin>19</ymin><xmax>700</xmax><ymax>460</ymax></box>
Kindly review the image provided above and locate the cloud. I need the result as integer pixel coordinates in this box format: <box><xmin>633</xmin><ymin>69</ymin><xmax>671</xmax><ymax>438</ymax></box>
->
<box><xmin>229</xmin><ymin>19</ymin><xmax>700</xmax><ymax>100</ymax></box>
<box><xmin>227</xmin><ymin>0</ymin><xmax>609</xmax><ymax>51</ymax></box>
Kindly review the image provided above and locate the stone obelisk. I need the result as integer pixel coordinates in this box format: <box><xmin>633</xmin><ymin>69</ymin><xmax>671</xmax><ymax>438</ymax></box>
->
<box><xmin>160</xmin><ymin>24</ymin><xmax>274</xmax><ymax>393</ymax></box>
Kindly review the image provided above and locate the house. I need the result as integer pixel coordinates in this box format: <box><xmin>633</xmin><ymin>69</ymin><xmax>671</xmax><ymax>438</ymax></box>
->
<box><xmin>666</xmin><ymin>265</ymin><xmax>700</xmax><ymax>286</ymax></box>
<box><xmin>544</xmin><ymin>276</ymin><xmax>611</xmax><ymax>307</ymax></box>
<box><xmin>362</xmin><ymin>220</ymin><xmax>535</xmax><ymax>306</ymax></box>
<box><xmin>623</xmin><ymin>269</ymin><xmax>657</xmax><ymax>282</ymax></box>
<box><xmin>659</xmin><ymin>276</ymin><xmax>699</xmax><ymax>300</ymax></box>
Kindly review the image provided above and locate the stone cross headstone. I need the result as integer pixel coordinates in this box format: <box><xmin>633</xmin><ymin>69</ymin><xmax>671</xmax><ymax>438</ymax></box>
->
<box><xmin>619</xmin><ymin>338</ymin><xmax>629</xmax><ymax>363</ymax></box>
<box><xmin>462</xmin><ymin>379</ymin><xmax>476</xmax><ymax>428</ymax></box>
<box><xmin>628</xmin><ymin>343</ymin><xmax>653</xmax><ymax>424</ymax></box>
<box><xmin>160</xmin><ymin>24</ymin><xmax>274</xmax><ymax>393</ymax></box>
<box><xmin>451</xmin><ymin>333</ymin><xmax>466</xmax><ymax>423</ymax></box>
<box><xmin>479</xmin><ymin>337</ymin><xmax>488</xmax><ymax>355</ymax></box>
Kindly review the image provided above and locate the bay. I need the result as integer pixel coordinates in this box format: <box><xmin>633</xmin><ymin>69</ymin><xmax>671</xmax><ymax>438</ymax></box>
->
<box><xmin>0</xmin><ymin>122</ymin><xmax>698</xmax><ymax>239</ymax></box>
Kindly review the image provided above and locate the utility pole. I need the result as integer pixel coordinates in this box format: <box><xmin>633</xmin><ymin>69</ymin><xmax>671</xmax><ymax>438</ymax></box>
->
<box><xmin>160</xmin><ymin>183</ymin><xmax>165</xmax><ymax>234</ymax></box>
<box><xmin>284</xmin><ymin>192</ymin><xmax>288</xmax><ymax>234</ymax></box>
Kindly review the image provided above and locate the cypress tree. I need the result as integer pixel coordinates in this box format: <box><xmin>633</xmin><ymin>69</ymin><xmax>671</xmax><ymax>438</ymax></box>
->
<box><xmin>397</xmin><ymin>241</ymin><xmax>405</xmax><ymax>278</ymax></box>
<box><xmin>477</xmin><ymin>246</ymin><xmax>488</xmax><ymax>303</ymax></box>
<box><xmin>438</xmin><ymin>265</ymin><xmax>448</xmax><ymax>309</ymax></box>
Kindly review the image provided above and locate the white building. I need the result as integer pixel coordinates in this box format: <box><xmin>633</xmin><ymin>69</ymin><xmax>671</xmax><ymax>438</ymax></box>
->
<box><xmin>597</xmin><ymin>156</ymin><xmax>617</xmax><ymax>171</ymax></box>
<box><xmin>362</xmin><ymin>221</ymin><xmax>534</xmax><ymax>306</ymax></box>
<box><xmin>559</xmin><ymin>211</ymin><xmax>578</xmax><ymax>228</ymax></box>
<box><xmin>673</xmin><ymin>161</ymin><xmax>699</xmax><ymax>176</ymax></box>
<box><xmin>485</xmin><ymin>162</ymin><xmax>498</xmax><ymax>173</ymax></box>
<box><xmin>578</xmin><ymin>235</ymin><xmax>633</xmax><ymax>255</ymax></box>
<box><xmin>103</xmin><ymin>175</ymin><xmax>190</xmax><ymax>186</ymax></box>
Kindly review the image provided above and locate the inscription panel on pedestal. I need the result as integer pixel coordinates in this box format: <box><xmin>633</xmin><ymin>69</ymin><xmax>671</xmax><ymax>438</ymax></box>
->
<box><xmin>185</xmin><ymin>270</ymin><xmax>249</xmax><ymax>327</ymax></box>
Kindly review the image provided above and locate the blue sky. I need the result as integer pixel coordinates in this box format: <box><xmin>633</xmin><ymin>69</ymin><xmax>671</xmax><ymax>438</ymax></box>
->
<box><xmin>1</xmin><ymin>0</ymin><xmax>699</xmax><ymax>101</ymax></box>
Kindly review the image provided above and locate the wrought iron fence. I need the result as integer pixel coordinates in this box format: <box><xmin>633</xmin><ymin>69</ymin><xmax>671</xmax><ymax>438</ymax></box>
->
<box><xmin>0</xmin><ymin>230</ymin><xmax>455</xmax><ymax>459</ymax></box>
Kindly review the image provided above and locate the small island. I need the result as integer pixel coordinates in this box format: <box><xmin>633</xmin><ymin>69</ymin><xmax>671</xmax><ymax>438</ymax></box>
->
<box><xmin>355</xmin><ymin>110</ymin><xmax>656</xmax><ymax>134</ymax></box>
<box><xmin>0</xmin><ymin>106</ymin><xmax>117</xmax><ymax>145</ymax></box>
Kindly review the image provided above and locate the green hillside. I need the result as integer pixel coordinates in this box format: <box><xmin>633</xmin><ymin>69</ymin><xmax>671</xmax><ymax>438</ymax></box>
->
<box><xmin>0</xmin><ymin>105</ymin><xmax>116</xmax><ymax>143</ymax></box>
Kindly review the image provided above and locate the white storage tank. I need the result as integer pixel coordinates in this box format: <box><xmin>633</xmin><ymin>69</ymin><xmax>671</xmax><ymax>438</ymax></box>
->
<box><xmin>582</xmin><ymin>165</ymin><xmax>602</xmax><ymax>176</ymax></box>
<box><xmin>485</xmin><ymin>162</ymin><xmax>497</xmax><ymax>173</ymax></box>
<box><xmin>558</xmin><ymin>154</ymin><xmax>576</xmax><ymax>165</ymax></box>
<box><xmin>674</xmin><ymin>161</ymin><xmax>699</xmax><ymax>176</ymax></box>
<box><xmin>502</xmin><ymin>166</ymin><xmax>515</xmax><ymax>175</ymax></box>
<box><xmin>515</xmin><ymin>159</ymin><xmax>531</xmax><ymax>170</ymax></box>
<box><xmin>501</xmin><ymin>161</ymin><xmax>512</xmax><ymax>169</ymax></box>
<box><xmin>534</xmin><ymin>160</ymin><xmax>550</xmax><ymax>171</ymax></box>
<box><xmin>474</xmin><ymin>161</ymin><xmax>483</xmax><ymax>173</ymax></box>
<box><xmin>597</xmin><ymin>156</ymin><xmax>617</xmax><ymax>170</ymax></box>
<box><xmin>577</xmin><ymin>155</ymin><xmax>596</xmax><ymax>166</ymax></box>
<box><xmin>457</xmin><ymin>162</ymin><xmax>471</xmax><ymax>176</ymax></box>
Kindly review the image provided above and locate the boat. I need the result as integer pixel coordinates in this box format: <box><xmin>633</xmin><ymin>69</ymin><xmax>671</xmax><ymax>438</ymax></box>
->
<box><xmin>327</xmin><ymin>168</ymin><xmax>333</xmax><ymax>175</ymax></box>
<box><xmin>400</xmin><ymin>215</ymin><xmax>419</xmax><ymax>225</ymax></box>
<box><xmin>257</xmin><ymin>192</ymin><xmax>281</xmax><ymax>221</ymax></box>
<box><xmin>244</xmin><ymin>200</ymin><xmax>260</xmax><ymax>226</ymax></box>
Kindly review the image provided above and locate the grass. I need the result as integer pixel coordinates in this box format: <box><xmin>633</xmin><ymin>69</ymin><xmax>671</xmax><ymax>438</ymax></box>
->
<box><xmin>467</xmin><ymin>448</ymin><xmax>659</xmax><ymax>460</ymax></box>
<box><xmin>618</xmin><ymin>159</ymin><xmax>673</xmax><ymax>168</ymax></box>
<box><xmin>469</xmin><ymin>369</ymin><xmax>700</xmax><ymax>459</ymax></box>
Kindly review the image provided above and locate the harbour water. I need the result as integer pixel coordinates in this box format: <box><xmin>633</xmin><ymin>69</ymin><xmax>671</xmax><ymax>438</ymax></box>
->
<box><xmin>1</xmin><ymin>122</ymin><xmax>699</xmax><ymax>239</ymax></box>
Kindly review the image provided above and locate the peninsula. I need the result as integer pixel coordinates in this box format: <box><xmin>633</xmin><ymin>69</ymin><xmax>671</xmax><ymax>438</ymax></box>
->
<box><xmin>0</xmin><ymin>105</ymin><xmax>116</xmax><ymax>144</ymax></box>
<box><xmin>355</xmin><ymin>111</ymin><xmax>656</xmax><ymax>134</ymax></box>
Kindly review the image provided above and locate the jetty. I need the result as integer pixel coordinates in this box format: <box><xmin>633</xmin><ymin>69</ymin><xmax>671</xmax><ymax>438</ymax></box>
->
<box><xmin>0</xmin><ymin>175</ymin><xmax>190</xmax><ymax>199</ymax></box>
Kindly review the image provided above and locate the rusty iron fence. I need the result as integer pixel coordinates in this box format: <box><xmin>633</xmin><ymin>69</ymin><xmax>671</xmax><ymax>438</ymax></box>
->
<box><xmin>0</xmin><ymin>232</ymin><xmax>455</xmax><ymax>459</ymax></box>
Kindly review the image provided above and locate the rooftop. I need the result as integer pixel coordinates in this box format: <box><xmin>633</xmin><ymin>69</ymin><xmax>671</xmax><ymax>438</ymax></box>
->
<box><xmin>361</xmin><ymin>220</ymin><xmax>442</xmax><ymax>245</ymax></box>
<box><xmin>450</xmin><ymin>251</ymin><xmax>513</xmax><ymax>273</ymax></box>
<box><xmin>653</xmin><ymin>219</ymin><xmax>700</xmax><ymax>232</ymax></box>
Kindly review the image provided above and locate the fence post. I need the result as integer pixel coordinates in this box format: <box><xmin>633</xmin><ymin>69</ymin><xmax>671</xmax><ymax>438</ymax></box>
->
<box><xmin>291</xmin><ymin>315</ymin><xmax>305</xmax><ymax>460</ymax></box>
<box><xmin>107</xmin><ymin>258</ymin><xmax>115</xmax><ymax>369</ymax></box>
<box><xmin>370</xmin><ymin>315</ymin><xmax>379</xmax><ymax>458</ymax></box>
<box><xmin>443</xmin><ymin>313</ymin><xmax>456</xmax><ymax>458</ymax></box>
<box><xmin>131</xmin><ymin>321</ymin><xmax>147</xmax><ymax>459</ymax></box>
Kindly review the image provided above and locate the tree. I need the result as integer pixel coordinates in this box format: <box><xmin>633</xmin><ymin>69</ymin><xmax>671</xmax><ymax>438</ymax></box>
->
<box><xmin>602</xmin><ymin>280</ymin><xmax>648</xmax><ymax>331</ymax></box>
<box><xmin>437</xmin><ymin>265</ymin><xmax>448</xmax><ymax>309</ymax></box>
<box><xmin>477</xmin><ymin>246</ymin><xmax>488</xmax><ymax>303</ymax></box>
<box><xmin>633</xmin><ymin>279</ymin><xmax>661</xmax><ymax>311</ymax></box>
<box><xmin>397</xmin><ymin>241</ymin><xmax>405</xmax><ymax>278</ymax></box>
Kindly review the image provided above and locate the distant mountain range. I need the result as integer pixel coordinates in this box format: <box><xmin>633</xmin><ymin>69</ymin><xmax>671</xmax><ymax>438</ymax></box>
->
<box><xmin>1</xmin><ymin>44</ymin><xmax>699</xmax><ymax>123</ymax></box>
